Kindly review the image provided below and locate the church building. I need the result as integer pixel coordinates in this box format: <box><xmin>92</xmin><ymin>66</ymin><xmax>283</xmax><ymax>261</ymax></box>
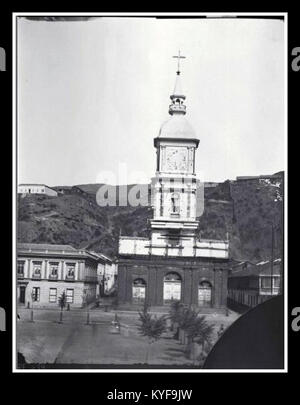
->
<box><xmin>118</xmin><ymin>54</ymin><xmax>229</xmax><ymax>312</ymax></box>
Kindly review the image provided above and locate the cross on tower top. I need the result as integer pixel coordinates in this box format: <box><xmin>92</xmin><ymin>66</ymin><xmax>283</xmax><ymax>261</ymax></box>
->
<box><xmin>173</xmin><ymin>50</ymin><xmax>186</xmax><ymax>75</ymax></box>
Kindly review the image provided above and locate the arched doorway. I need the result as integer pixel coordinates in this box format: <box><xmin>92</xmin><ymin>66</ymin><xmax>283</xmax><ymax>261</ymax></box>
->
<box><xmin>132</xmin><ymin>278</ymin><xmax>146</xmax><ymax>303</ymax></box>
<box><xmin>163</xmin><ymin>272</ymin><xmax>182</xmax><ymax>304</ymax></box>
<box><xmin>198</xmin><ymin>281</ymin><xmax>212</xmax><ymax>307</ymax></box>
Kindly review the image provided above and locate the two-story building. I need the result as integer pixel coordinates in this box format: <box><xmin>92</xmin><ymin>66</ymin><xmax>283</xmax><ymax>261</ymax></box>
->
<box><xmin>228</xmin><ymin>259</ymin><xmax>282</xmax><ymax>309</ymax></box>
<box><xmin>17</xmin><ymin>243</ymin><xmax>100</xmax><ymax>308</ymax></box>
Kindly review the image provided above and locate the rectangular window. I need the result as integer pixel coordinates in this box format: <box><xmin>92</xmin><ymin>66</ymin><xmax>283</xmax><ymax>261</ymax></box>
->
<box><xmin>261</xmin><ymin>277</ymin><xmax>272</xmax><ymax>288</ymax></box>
<box><xmin>66</xmin><ymin>263</ymin><xmax>75</xmax><ymax>278</ymax></box>
<box><xmin>32</xmin><ymin>261</ymin><xmax>42</xmax><ymax>276</ymax></box>
<box><xmin>49</xmin><ymin>262</ymin><xmax>59</xmax><ymax>277</ymax></box>
<box><xmin>17</xmin><ymin>261</ymin><xmax>25</xmax><ymax>275</ymax></box>
<box><xmin>32</xmin><ymin>287</ymin><xmax>40</xmax><ymax>302</ymax></box>
<box><xmin>66</xmin><ymin>288</ymin><xmax>74</xmax><ymax>303</ymax></box>
<box><xmin>49</xmin><ymin>288</ymin><xmax>57</xmax><ymax>303</ymax></box>
<box><xmin>273</xmin><ymin>277</ymin><xmax>280</xmax><ymax>288</ymax></box>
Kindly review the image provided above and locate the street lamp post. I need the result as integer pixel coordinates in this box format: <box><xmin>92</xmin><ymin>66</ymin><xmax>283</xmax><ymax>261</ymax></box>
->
<box><xmin>270</xmin><ymin>224</ymin><xmax>274</xmax><ymax>296</ymax></box>
<box><xmin>30</xmin><ymin>290</ymin><xmax>35</xmax><ymax>322</ymax></box>
<box><xmin>83</xmin><ymin>290</ymin><xmax>90</xmax><ymax>325</ymax></box>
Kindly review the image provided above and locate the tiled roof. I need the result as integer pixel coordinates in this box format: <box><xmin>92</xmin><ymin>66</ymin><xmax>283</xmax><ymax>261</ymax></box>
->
<box><xmin>18</xmin><ymin>183</ymin><xmax>47</xmax><ymax>186</ymax></box>
<box><xmin>17</xmin><ymin>243</ymin><xmax>108</xmax><ymax>263</ymax></box>
<box><xmin>229</xmin><ymin>259</ymin><xmax>282</xmax><ymax>278</ymax></box>
<box><xmin>18</xmin><ymin>243</ymin><xmax>77</xmax><ymax>251</ymax></box>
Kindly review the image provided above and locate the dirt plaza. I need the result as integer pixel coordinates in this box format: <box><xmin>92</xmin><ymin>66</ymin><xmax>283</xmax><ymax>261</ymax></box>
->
<box><xmin>16</xmin><ymin>307</ymin><xmax>240</xmax><ymax>367</ymax></box>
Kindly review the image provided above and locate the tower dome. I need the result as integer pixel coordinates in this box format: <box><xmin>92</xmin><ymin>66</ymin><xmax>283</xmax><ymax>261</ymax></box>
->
<box><xmin>159</xmin><ymin>115</ymin><xmax>196</xmax><ymax>139</ymax></box>
<box><xmin>157</xmin><ymin>51</ymin><xmax>198</xmax><ymax>142</ymax></box>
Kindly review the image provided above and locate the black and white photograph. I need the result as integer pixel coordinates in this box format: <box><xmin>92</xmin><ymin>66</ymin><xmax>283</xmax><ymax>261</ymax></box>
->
<box><xmin>13</xmin><ymin>12</ymin><xmax>286</xmax><ymax>371</ymax></box>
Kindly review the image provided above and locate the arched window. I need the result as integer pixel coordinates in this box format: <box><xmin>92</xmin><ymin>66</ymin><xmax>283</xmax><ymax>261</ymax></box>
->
<box><xmin>163</xmin><ymin>272</ymin><xmax>182</xmax><ymax>303</ymax></box>
<box><xmin>164</xmin><ymin>272</ymin><xmax>181</xmax><ymax>281</ymax></box>
<box><xmin>198</xmin><ymin>281</ymin><xmax>212</xmax><ymax>307</ymax></box>
<box><xmin>132</xmin><ymin>278</ymin><xmax>146</xmax><ymax>303</ymax></box>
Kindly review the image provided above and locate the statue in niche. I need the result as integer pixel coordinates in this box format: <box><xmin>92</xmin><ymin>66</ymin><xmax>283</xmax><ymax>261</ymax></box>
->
<box><xmin>171</xmin><ymin>193</ymin><xmax>180</xmax><ymax>214</ymax></box>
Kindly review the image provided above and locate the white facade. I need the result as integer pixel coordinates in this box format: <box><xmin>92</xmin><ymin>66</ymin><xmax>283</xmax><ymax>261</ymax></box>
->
<box><xmin>18</xmin><ymin>184</ymin><xmax>58</xmax><ymax>197</ymax></box>
<box><xmin>97</xmin><ymin>260</ymin><xmax>117</xmax><ymax>294</ymax></box>
<box><xmin>17</xmin><ymin>244</ymin><xmax>99</xmax><ymax>308</ymax></box>
<box><xmin>119</xmin><ymin>236</ymin><xmax>228</xmax><ymax>259</ymax></box>
<box><xmin>119</xmin><ymin>62</ymin><xmax>229</xmax><ymax>261</ymax></box>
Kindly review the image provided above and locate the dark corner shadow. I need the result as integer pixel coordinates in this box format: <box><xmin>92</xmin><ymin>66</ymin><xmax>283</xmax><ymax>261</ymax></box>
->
<box><xmin>203</xmin><ymin>295</ymin><xmax>284</xmax><ymax>370</ymax></box>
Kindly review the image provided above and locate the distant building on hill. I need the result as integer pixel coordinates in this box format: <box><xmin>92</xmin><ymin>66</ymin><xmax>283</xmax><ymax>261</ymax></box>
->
<box><xmin>228</xmin><ymin>258</ymin><xmax>282</xmax><ymax>309</ymax></box>
<box><xmin>18</xmin><ymin>184</ymin><xmax>58</xmax><ymax>197</ymax></box>
<box><xmin>204</xmin><ymin>182</ymin><xmax>219</xmax><ymax>188</ymax></box>
<box><xmin>236</xmin><ymin>173</ymin><xmax>283</xmax><ymax>182</ymax></box>
<box><xmin>17</xmin><ymin>243</ymin><xmax>104</xmax><ymax>308</ymax></box>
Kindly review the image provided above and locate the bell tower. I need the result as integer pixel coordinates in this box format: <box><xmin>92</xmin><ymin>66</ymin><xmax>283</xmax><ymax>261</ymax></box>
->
<box><xmin>150</xmin><ymin>52</ymin><xmax>200</xmax><ymax>254</ymax></box>
<box><xmin>118</xmin><ymin>51</ymin><xmax>229</xmax><ymax>311</ymax></box>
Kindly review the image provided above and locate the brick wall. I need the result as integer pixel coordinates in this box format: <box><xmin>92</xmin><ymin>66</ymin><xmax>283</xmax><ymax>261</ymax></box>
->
<box><xmin>118</xmin><ymin>258</ymin><xmax>228</xmax><ymax>309</ymax></box>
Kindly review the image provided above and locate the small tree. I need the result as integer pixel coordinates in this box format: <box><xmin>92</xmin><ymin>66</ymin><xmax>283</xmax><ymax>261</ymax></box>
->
<box><xmin>168</xmin><ymin>301</ymin><xmax>185</xmax><ymax>338</ymax></box>
<box><xmin>170</xmin><ymin>305</ymin><xmax>199</xmax><ymax>343</ymax></box>
<box><xmin>185</xmin><ymin>315</ymin><xmax>214</xmax><ymax>348</ymax></box>
<box><xmin>58</xmin><ymin>291</ymin><xmax>66</xmax><ymax>323</ymax></box>
<box><xmin>179</xmin><ymin>307</ymin><xmax>199</xmax><ymax>332</ymax></box>
<box><xmin>183</xmin><ymin>313</ymin><xmax>214</xmax><ymax>363</ymax></box>
<box><xmin>169</xmin><ymin>305</ymin><xmax>214</xmax><ymax>359</ymax></box>
<box><xmin>138</xmin><ymin>309</ymin><xmax>167</xmax><ymax>364</ymax></box>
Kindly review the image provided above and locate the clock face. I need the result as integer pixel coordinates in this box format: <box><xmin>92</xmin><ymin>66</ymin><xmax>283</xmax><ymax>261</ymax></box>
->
<box><xmin>164</xmin><ymin>147</ymin><xmax>187</xmax><ymax>172</ymax></box>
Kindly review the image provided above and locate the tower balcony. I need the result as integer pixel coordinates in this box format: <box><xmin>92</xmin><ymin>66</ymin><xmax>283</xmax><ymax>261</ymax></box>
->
<box><xmin>119</xmin><ymin>236</ymin><xmax>229</xmax><ymax>259</ymax></box>
<box><xmin>169</xmin><ymin>104</ymin><xmax>186</xmax><ymax>115</ymax></box>
<box><xmin>150</xmin><ymin>218</ymin><xmax>199</xmax><ymax>231</ymax></box>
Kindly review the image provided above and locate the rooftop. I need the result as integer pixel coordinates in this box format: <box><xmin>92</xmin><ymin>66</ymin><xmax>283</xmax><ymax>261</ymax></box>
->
<box><xmin>18</xmin><ymin>243</ymin><xmax>76</xmax><ymax>251</ymax></box>
<box><xmin>18</xmin><ymin>184</ymin><xmax>57</xmax><ymax>192</ymax></box>
<box><xmin>18</xmin><ymin>183</ymin><xmax>54</xmax><ymax>187</ymax></box>
<box><xmin>17</xmin><ymin>243</ymin><xmax>103</xmax><ymax>262</ymax></box>
<box><xmin>229</xmin><ymin>259</ymin><xmax>282</xmax><ymax>278</ymax></box>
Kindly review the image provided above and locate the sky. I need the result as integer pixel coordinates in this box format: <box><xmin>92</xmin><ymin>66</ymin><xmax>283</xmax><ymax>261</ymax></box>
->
<box><xmin>17</xmin><ymin>17</ymin><xmax>285</xmax><ymax>186</ymax></box>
